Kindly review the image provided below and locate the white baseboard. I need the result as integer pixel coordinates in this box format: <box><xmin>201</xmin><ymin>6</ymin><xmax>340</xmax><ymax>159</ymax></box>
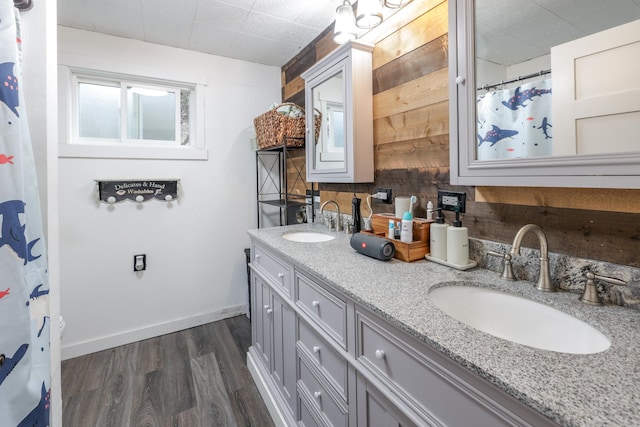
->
<box><xmin>61</xmin><ymin>304</ymin><xmax>245</xmax><ymax>360</ymax></box>
<box><xmin>247</xmin><ymin>350</ymin><xmax>288</xmax><ymax>427</ymax></box>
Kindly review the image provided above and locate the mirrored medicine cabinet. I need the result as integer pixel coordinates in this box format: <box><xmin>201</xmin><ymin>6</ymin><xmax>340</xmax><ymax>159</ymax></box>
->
<box><xmin>449</xmin><ymin>0</ymin><xmax>640</xmax><ymax>188</ymax></box>
<box><xmin>302</xmin><ymin>41</ymin><xmax>374</xmax><ymax>183</ymax></box>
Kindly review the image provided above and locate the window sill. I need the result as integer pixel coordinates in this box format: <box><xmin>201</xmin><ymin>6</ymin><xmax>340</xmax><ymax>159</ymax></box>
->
<box><xmin>58</xmin><ymin>144</ymin><xmax>208</xmax><ymax>160</ymax></box>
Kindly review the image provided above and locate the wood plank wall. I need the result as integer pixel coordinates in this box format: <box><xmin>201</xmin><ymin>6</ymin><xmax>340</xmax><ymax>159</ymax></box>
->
<box><xmin>280</xmin><ymin>0</ymin><xmax>640</xmax><ymax>267</ymax></box>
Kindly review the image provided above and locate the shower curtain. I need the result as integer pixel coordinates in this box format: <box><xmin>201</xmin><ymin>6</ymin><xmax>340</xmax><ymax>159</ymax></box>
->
<box><xmin>0</xmin><ymin>3</ymin><xmax>51</xmax><ymax>426</ymax></box>
<box><xmin>476</xmin><ymin>78</ymin><xmax>552</xmax><ymax>160</ymax></box>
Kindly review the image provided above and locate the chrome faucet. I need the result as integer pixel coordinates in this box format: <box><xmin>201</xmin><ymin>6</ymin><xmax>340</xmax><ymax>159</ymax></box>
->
<box><xmin>509</xmin><ymin>224</ymin><xmax>556</xmax><ymax>292</ymax></box>
<box><xmin>319</xmin><ymin>200</ymin><xmax>341</xmax><ymax>231</ymax></box>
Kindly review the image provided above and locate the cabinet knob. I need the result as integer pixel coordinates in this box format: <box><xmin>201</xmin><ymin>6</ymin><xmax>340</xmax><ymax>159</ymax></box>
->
<box><xmin>375</xmin><ymin>349</ymin><xmax>385</xmax><ymax>360</ymax></box>
<box><xmin>255</xmin><ymin>254</ymin><xmax>261</xmax><ymax>260</ymax></box>
<box><xmin>455</xmin><ymin>75</ymin><xmax>466</xmax><ymax>84</ymax></box>
<box><xmin>313</xmin><ymin>391</ymin><xmax>322</xmax><ymax>399</ymax></box>
<box><xmin>278</xmin><ymin>272</ymin><xmax>284</xmax><ymax>279</ymax></box>
<box><xmin>264</xmin><ymin>305</ymin><xmax>273</xmax><ymax>315</ymax></box>
<box><xmin>312</xmin><ymin>345</ymin><xmax>321</xmax><ymax>354</ymax></box>
<box><xmin>312</xmin><ymin>300</ymin><xmax>320</xmax><ymax>308</ymax></box>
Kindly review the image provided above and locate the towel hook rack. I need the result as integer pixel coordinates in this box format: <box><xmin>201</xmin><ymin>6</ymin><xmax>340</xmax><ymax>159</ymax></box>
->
<box><xmin>14</xmin><ymin>0</ymin><xmax>33</xmax><ymax>11</ymax></box>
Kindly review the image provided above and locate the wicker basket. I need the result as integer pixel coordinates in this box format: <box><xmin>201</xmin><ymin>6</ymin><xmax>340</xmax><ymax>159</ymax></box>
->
<box><xmin>253</xmin><ymin>103</ymin><xmax>321</xmax><ymax>149</ymax></box>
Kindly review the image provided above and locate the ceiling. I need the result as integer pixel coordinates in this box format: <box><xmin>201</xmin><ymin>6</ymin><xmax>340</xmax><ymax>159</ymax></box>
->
<box><xmin>57</xmin><ymin>0</ymin><xmax>339</xmax><ymax>67</ymax></box>
<box><xmin>476</xmin><ymin>0</ymin><xmax>640</xmax><ymax>66</ymax></box>
<box><xmin>57</xmin><ymin>0</ymin><xmax>640</xmax><ymax>69</ymax></box>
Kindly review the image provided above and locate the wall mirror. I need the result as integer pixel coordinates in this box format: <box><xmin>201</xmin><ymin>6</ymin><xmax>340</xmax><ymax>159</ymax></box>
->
<box><xmin>302</xmin><ymin>41</ymin><xmax>374</xmax><ymax>183</ymax></box>
<box><xmin>449</xmin><ymin>0</ymin><xmax>640</xmax><ymax>188</ymax></box>
<box><xmin>312</xmin><ymin>69</ymin><xmax>346</xmax><ymax>168</ymax></box>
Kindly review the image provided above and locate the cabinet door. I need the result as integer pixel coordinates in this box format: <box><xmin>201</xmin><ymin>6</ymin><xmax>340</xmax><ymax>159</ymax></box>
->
<box><xmin>252</xmin><ymin>273</ymin><xmax>272</xmax><ymax>370</ymax></box>
<box><xmin>356</xmin><ymin>375</ymin><xmax>419</xmax><ymax>427</ymax></box>
<box><xmin>302</xmin><ymin>40</ymin><xmax>374</xmax><ymax>183</ymax></box>
<box><xmin>271</xmin><ymin>291</ymin><xmax>297</xmax><ymax>415</ymax></box>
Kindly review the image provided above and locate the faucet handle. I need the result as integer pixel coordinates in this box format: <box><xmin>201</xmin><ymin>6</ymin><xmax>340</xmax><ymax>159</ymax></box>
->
<box><xmin>343</xmin><ymin>217</ymin><xmax>353</xmax><ymax>234</ymax></box>
<box><xmin>487</xmin><ymin>251</ymin><xmax>516</xmax><ymax>281</ymax></box>
<box><xmin>580</xmin><ymin>271</ymin><xmax>627</xmax><ymax>306</ymax></box>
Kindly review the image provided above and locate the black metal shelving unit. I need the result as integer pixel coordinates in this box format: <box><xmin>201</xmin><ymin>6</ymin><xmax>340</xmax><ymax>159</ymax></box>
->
<box><xmin>256</xmin><ymin>137</ymin><xmax>316</xmax><ymax>228</ymax></box>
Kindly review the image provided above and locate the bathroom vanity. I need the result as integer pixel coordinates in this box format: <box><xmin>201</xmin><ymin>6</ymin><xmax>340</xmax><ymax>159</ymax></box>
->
<box><xmin>246</xmin><ymin>224</ymin><xmax>640</xmax><ymax>426</ymax></box>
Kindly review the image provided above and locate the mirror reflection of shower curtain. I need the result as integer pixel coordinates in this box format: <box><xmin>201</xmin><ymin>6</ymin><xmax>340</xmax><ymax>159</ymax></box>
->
<box><xmin>0</xmin><ymin>4</ymin><xmax>51</xmax><ymax>427</ymax></box>
<box><xmin>477</xmin><ymin>78</ymin><xmax>552</xmax><ymax>160</ymax></box>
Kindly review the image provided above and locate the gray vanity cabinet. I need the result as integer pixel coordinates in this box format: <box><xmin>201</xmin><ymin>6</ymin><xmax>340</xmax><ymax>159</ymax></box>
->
<box><xmin>248</xmin><ymin>240</ymin><xmax>559</xmax><ymax>427</ymax></box>
<box><xmin>356</xmin><ymin>375</ymin><xmax>417</xmax><ymax>427</ymax></box>
<box><xmin>249</xmin><ymin>244</ymin><xmax>297</xmax><ymax>423</ymax></box>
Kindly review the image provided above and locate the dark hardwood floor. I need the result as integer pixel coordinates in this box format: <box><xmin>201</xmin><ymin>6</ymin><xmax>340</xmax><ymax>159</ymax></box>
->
<box><xmin>61</xmin><ymin>315</ymin><xmax>275</xmax><ymax>427</ymax></box>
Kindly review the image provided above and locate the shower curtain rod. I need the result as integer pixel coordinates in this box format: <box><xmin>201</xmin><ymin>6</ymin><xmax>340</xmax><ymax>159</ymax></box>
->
<box><xmin>477</xmin><ymin>68</ymin><xmax>551</xmax><ymax>91</ymax></box>
<box><xmin>14</xmin><ymin>0</ymin><xmax>33</xmax><ymax>11</ymax></box>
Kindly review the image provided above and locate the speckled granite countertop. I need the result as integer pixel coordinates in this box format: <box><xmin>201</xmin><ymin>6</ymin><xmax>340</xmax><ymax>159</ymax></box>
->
<box><xmin>248</xmin><ymin>224</ymin><xmax>640</xmax><ymax>427</ymax></box>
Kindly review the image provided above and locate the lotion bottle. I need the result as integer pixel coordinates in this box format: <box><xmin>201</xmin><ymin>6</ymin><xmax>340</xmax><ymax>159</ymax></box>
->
<box><xmin>388</xmin><ymin>219</ymin><xmax>395</xmax><ymax>239</ymax></box>
<box><xmin>426</xmin><ymin>201</ymin><xmax>434</xmax><ymax>221</ymax></box>
<box><xmin>446</xmin><ymin>209</ymin><xmax>469</xmax><ymax>266</ymax></box>
<box><xmin>400</xmin><ymin>211</ymin><xmax>413</xmax><ymax>243</ymax></box>
<box><xmin>429</xmin><ymin>209</ymin><xmax>448</xmax><ymax>261</ymax></box>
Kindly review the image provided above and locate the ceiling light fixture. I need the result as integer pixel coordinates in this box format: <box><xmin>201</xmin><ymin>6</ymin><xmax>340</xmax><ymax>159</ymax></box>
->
<box><xmin>333</xmin><ymin>0</ymin><xmax>358</xmax><ymax>44</ymax></box>
<box><xmin>356</xmin><ymin>0</ymin><xmax>383</xmax><ymax>29</ymax></box>
<box><xmin>383</xmin><ymin>0</ymin><xmax>413</xmax><ymax>8</ymax></box>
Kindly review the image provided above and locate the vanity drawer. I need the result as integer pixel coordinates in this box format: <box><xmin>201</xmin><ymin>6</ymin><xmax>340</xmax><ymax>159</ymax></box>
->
<box><xmin>356</xmin><ymin>309</ymin><xmax>537</xmax><ymax>427</ymax></box>
<box><xmin>297</xmin><ymin>317</ymin><xmax>348</xmax><ymax>401</ymax></box>
<box><xmin>252</xmin><ymin>244</ymin><xmax>291</xmax><ymax>296</ymax></box>
<box><xmin>295</xmin><ymin>272</ymin><xmax>347</xmax><ymax>349</ymax></box>
<box><xmin>298</xmin><ymin>397</ymin><xmax>322</xmax><ymax>427</ymax></box>
<box><xmin>298</xmin><ymin>357</ymin><xmax>348</xmax><ymax>427</ymax></box>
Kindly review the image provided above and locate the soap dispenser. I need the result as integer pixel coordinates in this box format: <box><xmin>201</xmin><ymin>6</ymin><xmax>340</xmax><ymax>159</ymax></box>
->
<box><xmin>446</xmin><ymin>209</ymin><xmax>469</xmax><ymax>266</ymax></box>
<box><xmin>429</xmin><ymin>208</ymin><xmax>448</xmax><ymax>261</ymax></box>
<box><xmin>352</xmin><ymin>196</ymin><xmax>362</xmax><ymax>233</ymax></box>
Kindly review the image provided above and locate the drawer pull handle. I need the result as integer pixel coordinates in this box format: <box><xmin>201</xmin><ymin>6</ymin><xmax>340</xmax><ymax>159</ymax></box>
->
<box><xmin>312</xmin><ymin>300</ymin><xmax>320</xmax><ymax>308</ymax></box>
<box><xmin>375</xmin><ymin>349</ymin><xmax>386</xmax><ymax>360</ymax></box>
<box><xmin>312</xmin><ymin>345</ymin><xmax>321</xmax><ymax>354</ymax></box>
<box><xmin>314</xmin><ymin>391</ymin><xmax>322</xmax><ymax>399</ymax></box>
<box><xmin>278</xmin><ymin>272</ymin><xmax>284</xmax><ymax>279</ymax></box>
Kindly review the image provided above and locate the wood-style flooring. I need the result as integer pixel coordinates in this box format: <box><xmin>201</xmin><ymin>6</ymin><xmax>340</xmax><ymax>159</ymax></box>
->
<box><xmin>61</xmin><ymin>315</ymin><xmax>274</xmax><ymax>427</ymax></box>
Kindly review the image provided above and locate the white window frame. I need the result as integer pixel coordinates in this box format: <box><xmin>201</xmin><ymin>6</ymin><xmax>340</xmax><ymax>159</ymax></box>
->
<box><xmin>72</xmin><ymin>74</ymin><xmax>185</xmax><ymax>147</ymax></box>
<box><xmin>59</xmin><ymin>59</ymin><xmax>207</xmax><ymax>160</ymax></box>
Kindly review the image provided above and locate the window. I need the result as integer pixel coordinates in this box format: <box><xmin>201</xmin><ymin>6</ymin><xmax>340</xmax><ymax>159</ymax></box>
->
<box><xmin>58</xmin><ymin>63</ymin><xmax>207</xmax><ymax>160</ymax></box>
<box><xmin>73</xmin><ymin>73</ymin><xmax>192</xmax><ymax>147</ymax></box>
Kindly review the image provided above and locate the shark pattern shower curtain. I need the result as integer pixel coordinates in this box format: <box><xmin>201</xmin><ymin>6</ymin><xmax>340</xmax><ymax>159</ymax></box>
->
<box><xmin>476</xmin><ymin>78</ymin><xmax>552</xmax><ymax>160</ymax></box>
<box><xmin>0</xmin><ymin>3</ymin><xmax>51</xmax><ymax>426</ymax></box>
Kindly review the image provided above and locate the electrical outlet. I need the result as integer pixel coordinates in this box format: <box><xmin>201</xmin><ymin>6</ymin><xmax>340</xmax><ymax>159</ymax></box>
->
<box><xmin>437</xmin><ymin>190</ymin><xmax>466</xmax><ymax>213</ymax></box>
<box><xmin>374</xmin><ymin>188</ymin><xmax>392</xmax><ymax>204</ymax></box>
<box><xmin>134</xmin><ymin>254</ymin><xmax>146</xmax><ymax>272</ymax></box>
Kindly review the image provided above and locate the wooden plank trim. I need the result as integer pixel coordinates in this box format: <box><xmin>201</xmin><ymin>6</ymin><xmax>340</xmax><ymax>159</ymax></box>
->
<box><xmin>373</xmin><ymin>34</ymin><xmax>448</xmax><ymax>95</ymax></box>
<box><xmin>476</xmin><ymin>187</ymin><xmax>640</xmax><ymax>214</ymax></box>
<box><xmin>371</xmin><ymin>0</ymin><xmax>448</xmax><ymax>70</ymax></box>
<box><xmin>374</xmin><ymin>101</ymin><xmax>449</xmax><ymax>146</ymax></box>
<box><xmin>373</xmin><ymin>67</ymin><xmax>449</xmax><ymax>120</ymax></box>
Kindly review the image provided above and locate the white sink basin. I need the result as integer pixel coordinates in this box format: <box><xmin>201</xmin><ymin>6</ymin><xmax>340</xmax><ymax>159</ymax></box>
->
<box><xmin>282</xmin><ymin>231</ymin><xmax>335</xmax><ymax>243</ymax></box>
<box><xmin>429</xmin><ymin>285</ymin><xmax>610</xmax><ymax>354</ymax></box>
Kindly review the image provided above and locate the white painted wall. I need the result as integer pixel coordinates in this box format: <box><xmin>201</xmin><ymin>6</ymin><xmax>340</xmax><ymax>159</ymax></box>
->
<box><xmin>57</xmin><ymin>27</ymin><xmax>281</xmax><ymax>359</ymax></box>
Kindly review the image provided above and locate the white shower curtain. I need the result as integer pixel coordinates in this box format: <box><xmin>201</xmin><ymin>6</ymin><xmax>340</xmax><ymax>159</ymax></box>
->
<box><xmin>0</xmin><ymin>3</ymin><xmax>51</xmax><ymax>426</ymax></box>
<box><xmin>476</xmin><ymin>78</ymin><xmax>552</xmax><ymax>160</ymax></box>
